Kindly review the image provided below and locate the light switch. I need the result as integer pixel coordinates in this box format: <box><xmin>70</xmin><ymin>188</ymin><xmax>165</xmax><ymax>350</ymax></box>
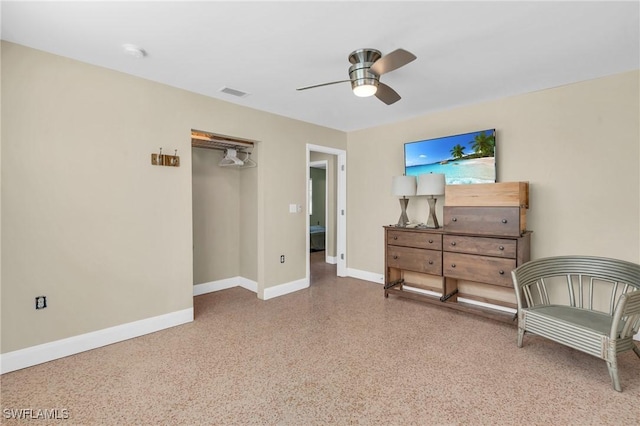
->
<box><xmin>289</xmin><ymin>204</ymin><xmax>297</xmax><ymax>213</ymax></box>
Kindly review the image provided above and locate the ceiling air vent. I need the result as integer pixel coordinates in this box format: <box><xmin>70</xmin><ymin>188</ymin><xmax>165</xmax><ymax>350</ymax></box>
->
<box><xmin>219</xmin><ymin>86</ymin><xmax>249</xmax><ymax>98</ymax></box>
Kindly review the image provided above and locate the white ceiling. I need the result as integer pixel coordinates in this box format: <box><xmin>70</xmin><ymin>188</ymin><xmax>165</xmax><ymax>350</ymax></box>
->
<box><xmin>2</xmin><ymin>1</ymin><xmax>638</xmax><ymax>132</ymax></box>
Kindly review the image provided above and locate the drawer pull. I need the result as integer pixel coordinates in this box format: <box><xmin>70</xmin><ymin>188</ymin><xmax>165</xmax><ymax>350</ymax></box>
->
<box><xmin>393</xmin><ymin>236</ymin><xmax>398</xmax><ymax>240</ymax></box>
<box><xmin>499</xmin><ymin>270</ymin><xmax>505</xmax><ymax>275</ymax></box>
<box><xmin>451</xmin><ymin>264</ymin><xmax>456</xmax><ymax>268</ymax></box>
<box><xmin>393</xmin><ymin>255</ymin><xmax>398</xmax><ymax>260</ymax></box>
<box><xmin>450</xmin><ymin>242</ymin><xmax>456</xmax><ymax>246</ymax></box>
<box><xmin>428</xmin><ymin>239</ymin><xmax>433</xmax><ymax>243</ymax></box>
<box><xmin>452</xmin><ymin>218</ymin><xmax>458</xmax><ymax>222</ymax></box>
<box><xmin>499</xmin><ymin>246</ymin><xmax>504</xmax><ymax>251</ymax></box>
<box><xmin>428</xmin><ymin>260</ymin><xmax>433</xmax><ymax>265</ymax></box>
<box><xmin>501</xmin><ymin>219</ymin><xmax>508</xmax><ymax>224</ymax></box>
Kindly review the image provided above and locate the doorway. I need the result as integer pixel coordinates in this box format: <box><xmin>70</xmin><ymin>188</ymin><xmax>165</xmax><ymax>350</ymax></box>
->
<box><xmin>309</xmin><ymin>160</ymin><xmax>328</xmax><ymax>256</ymax></box>
<box><xmin>306</xmin><ymin>144</ymin><xmax>346</xmax><ymax>283</ymax></box>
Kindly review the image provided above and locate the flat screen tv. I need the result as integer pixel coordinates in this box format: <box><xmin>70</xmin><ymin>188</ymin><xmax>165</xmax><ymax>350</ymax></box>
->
<box><xmin>404</xmin><ymin>129</ymin><xmax>496</xmax><ymax>185</ymax></box>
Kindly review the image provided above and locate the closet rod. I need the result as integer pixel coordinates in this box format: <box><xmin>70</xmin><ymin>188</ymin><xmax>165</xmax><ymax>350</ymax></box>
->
<box><xmin>191</xmin><ymin>130</ymin><xmax>256</xmax><ymax>152</ymax></box>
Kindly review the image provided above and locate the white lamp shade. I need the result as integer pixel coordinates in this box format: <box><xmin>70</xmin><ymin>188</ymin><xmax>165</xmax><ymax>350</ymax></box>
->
<box><xmin>391</xmin><ymin>175</ymin><xmax>417</xmax><ymax>196</ymax></box>
<box><xmin>416</xmin><ymin>173</ymin><xmax>446</xmax><ymax>196</ymax></box>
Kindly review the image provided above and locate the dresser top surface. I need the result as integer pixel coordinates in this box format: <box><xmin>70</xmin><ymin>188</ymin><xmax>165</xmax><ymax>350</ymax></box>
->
<box><xmin>384</xmin><ymin>225</ymin><xmax>444</xmax><ymax>234</ymax></box>
<box><xmin>384</xmin><ymin>225</ymin><xmax>532</xmax><ymax>238</ymax></box>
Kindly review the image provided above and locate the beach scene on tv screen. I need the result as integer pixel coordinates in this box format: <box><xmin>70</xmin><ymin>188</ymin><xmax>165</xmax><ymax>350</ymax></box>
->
<box><xmin>405</xmin><ymin>129</ymin><xmax>496</xmax><ymax>184</ymax></box>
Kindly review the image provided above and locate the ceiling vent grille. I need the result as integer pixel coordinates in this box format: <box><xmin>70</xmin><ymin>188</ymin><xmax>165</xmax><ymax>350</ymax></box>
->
<box><xmin>219</xmin><ymin>86</ymin><xmax>249</xmax><ymax>98</ymax></box>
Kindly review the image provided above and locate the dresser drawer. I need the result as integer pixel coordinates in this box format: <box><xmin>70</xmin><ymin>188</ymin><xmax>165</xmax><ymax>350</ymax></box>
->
<box><xmin>443</xmin><ymin>207</ymin><xmax>522</xmax><ymax>237</ymax></box>
<box><xmin>443</xmin><ymin>235</ymin><xmax>517</xmax><ymax>258</ymax></box>
<box><xmin>387</xmin><ymin>230</ymin><xmax>442</xmax><ymax>250</ymax></box>
<box><xmin>387</xmin><ymin>246</ymin><xmax>442</xmax><ymax>275</ymax></box>
<box><xmin>443</xmin><ymin>252</ymin><xmax>515</xmax><ymax>287</ymax></box>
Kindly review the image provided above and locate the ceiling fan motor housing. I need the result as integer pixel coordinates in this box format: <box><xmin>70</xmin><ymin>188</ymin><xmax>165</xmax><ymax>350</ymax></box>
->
<box><xmin>348</xmin><ymin>48</ymin><xmax>382</xmax><ymax>93</ymax></box>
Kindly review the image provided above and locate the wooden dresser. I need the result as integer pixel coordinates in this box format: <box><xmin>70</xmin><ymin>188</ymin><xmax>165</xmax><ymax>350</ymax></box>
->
<box><xmin>384</xmin><ymin>182</ymin><xmax>531</xmax><ymax>323</ymax></box>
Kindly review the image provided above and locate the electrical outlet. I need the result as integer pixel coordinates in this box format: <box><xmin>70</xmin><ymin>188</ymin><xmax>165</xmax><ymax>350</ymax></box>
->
<box><xmin>280</xmin><ymin>255</ymin><xmax>285</xmax><ymax>263</ymax></box>
<box><xmin>35</xmin><ymin>296</ymin><xmax>47</xmax><ymax>310</ymax></box>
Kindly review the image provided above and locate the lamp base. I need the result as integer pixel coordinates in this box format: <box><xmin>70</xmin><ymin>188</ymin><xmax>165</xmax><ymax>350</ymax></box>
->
<box><xmin>425</xmin><ymin>196</ymin><xmax>439</xmax><ymax>229</ymax></box>
<box><xmin>396</xmin><ymin>197</ymin><xmax>410</xmax><ymax>227</ymax></box>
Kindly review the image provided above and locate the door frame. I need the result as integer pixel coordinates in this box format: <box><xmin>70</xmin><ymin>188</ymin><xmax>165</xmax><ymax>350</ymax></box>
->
<box><xmin>309</xmin><ymin>160</ymin><xmax>330</xmax><ymax>263</ymax></box>
<box><xmin>306</xmin><ymin>144</ymin><xmax>347</xmax><ymax>278</ymax></box>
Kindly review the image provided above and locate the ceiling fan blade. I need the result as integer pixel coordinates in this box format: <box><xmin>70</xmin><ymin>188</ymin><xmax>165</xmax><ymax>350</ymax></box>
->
<box><xmin>296</xmin><ymin>80</ymin><xmax>351</xmax><ymax>91</ymax></box>
<box><xmin>369</xmin><ymin>49</ymin><xmax>417</xmax><ymax>76</ymax></box>
<box><xmin>375</xmin><ymin>82</ymin><xmax>401</xmax><ymax>105</ymax></box>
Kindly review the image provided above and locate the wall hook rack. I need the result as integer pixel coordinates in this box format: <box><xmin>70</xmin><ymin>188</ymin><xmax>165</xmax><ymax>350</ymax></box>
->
<box><xmin>151</xmin><ymin>147</ymin><xmax>180</xmax><ymax>167</ymax></box>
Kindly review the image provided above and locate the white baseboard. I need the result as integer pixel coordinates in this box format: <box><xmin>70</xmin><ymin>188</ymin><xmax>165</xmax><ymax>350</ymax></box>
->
<box><xmin>193</xmin><ymin>277</ymin><xmax>239</xmax><ymax>296</ymax></box>
<box><xmin>326</xmin><ymin>256</ymin><xmax>337</xmax><ymax>265</ymax></box>
<box><xmin>238</xmin><ymin>277</ymin><xmax>258</xmax><ymax>293</ymax></box>
<box><xmin>262</xmin><ymin>278</ymin><xmax>309</xmax><ymax>300</ymax></box>
<box><xmin>347</xmin><ymin>268</ymin><xmax>384</xmax><ymax>284</ymax></box>
<box><xmin>193</xmin><ymin>277</ymin><xmax>258</xmax><ymax>296</ymax></box>
<box><xmin>1</xmin><ymin>308</ymin><xmax>193</xmax><ymax>374</ymax></box>
<box><xmin>194</xmin><ymin>276</ymin><xmax>308</xmax><ymax>300</ymax></box>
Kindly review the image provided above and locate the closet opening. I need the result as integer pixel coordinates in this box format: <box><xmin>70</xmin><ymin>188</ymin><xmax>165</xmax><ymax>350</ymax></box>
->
<box><xmin>191</xmin><ymin>129</ymin><xmax>260</xmax><ymax>303</ymax></box>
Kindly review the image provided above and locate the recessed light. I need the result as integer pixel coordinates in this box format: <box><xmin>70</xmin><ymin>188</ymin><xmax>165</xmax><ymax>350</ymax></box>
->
<box><xmin>122</xmin><ymin>44</ymin><xmax>147</xmax><ymax>59</ymax></box>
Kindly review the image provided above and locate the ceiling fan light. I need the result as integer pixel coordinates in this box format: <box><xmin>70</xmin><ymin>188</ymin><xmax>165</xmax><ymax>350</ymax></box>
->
<box><xmin>352</xmin><ymin>76</ymin><xmax>379</xmax><ymax>98</ymax></box>
<box><xmin>353</xmin><ymin>84</ymin><xmax>378</xmax><ymax>97</ymax></box>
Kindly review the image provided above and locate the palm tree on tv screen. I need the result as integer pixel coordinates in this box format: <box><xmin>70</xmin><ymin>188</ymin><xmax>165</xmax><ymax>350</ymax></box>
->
<box><xmin>450</xmin><ymin>144</ymin><xmax>466</xmax><ymax>159</ymax></box>
<box><xmin>471</xmin><ymin>131</ymin><xmax>495</xmax><ymax>157</ymax></box>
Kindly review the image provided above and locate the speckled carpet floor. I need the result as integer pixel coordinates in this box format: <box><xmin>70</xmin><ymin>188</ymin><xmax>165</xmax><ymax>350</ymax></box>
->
<box><xmin>2</xmin><ymin>252</ymin><xmax>639</xmax><ymax>425</ymax></box>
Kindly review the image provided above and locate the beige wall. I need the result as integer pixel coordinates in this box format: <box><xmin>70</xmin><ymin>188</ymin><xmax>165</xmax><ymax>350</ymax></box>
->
<box><xmin>1</xmin><ymin>42</ymin><xmax>195</xmax><ymax>352</ymax></box>
<box><xmin>347</xmin><ymin>70</ymin><xmax>640</xmax><ymax>274</ymax></box>
<box><xmin>1</xmin><ymin>42</ymin><xmax>346</xmax><ymax>353</ymax></box>
<box><xmin>310</xmin><ymin>167</ymin><xmax>326</xmax><ymax>228</ymax></box>
<box><xmin>254</xmin><ymin>117</ymin><xmax>345</xmax><ymax>292</ymax></box>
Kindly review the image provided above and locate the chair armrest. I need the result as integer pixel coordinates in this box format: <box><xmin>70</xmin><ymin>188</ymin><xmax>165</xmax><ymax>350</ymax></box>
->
<box><xmin>611</xmin><ymin>290</ymin><xmax>640</xmax><ymax>339</ymax></box>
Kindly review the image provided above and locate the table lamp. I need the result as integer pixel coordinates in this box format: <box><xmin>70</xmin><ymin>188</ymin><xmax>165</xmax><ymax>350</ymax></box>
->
<box><xmin>391</xmin><ymin>175</ymin><xmax>417</xmax><ymax>227</ymax></box>
<box><xmin>416</xmin><ymin>173</ymin><xmax>446</xmax><ymax>228</ymax></box>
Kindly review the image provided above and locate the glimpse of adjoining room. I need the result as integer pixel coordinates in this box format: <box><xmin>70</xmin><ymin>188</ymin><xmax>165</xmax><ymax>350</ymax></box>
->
<box><xmin>309</xmin><ymin>163</ymin><xmax>327</xmax><ymax>253</ymax></box>
<box><xmin>309</xmin><ymin>153</ymin><xmax>339</xmax><ymax>283</ymax></box>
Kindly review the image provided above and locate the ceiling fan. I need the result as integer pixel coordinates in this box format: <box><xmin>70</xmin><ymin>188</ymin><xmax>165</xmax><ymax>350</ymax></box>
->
<box><xmin>296</xmin><ymin>48</ymin><xmax>417</xmax><ymax>105</ymax></box>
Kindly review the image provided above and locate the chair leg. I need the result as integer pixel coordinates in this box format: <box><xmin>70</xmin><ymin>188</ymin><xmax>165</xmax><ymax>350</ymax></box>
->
<box><xmin>517</xmin><ymin>327</ymin><xmax>525</xmax><ymax>348</ymax></box>
<box><xmin>606</xmin><ymin>358</ymin><xmax>622</xmax><ymax>392</ymax></box>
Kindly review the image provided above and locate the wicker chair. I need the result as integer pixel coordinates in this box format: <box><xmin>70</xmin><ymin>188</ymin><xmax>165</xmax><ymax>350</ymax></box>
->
<box><xmin>511</xmin><ymin>256</ymin><xmax>640</xmax><ymax>391</ymax></box>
